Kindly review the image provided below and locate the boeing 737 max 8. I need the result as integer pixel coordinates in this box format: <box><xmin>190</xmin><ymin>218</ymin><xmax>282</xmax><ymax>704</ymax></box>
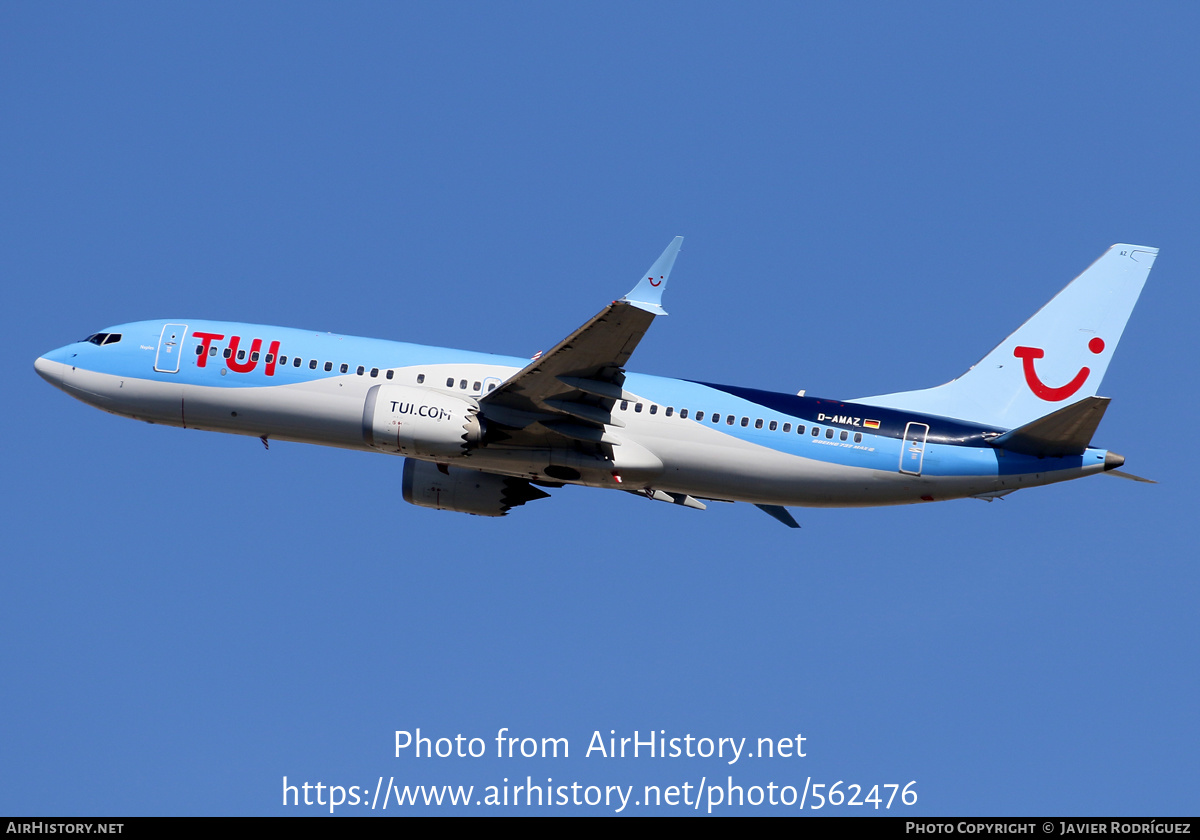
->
<box><xmin>34</xmin><ymin>238</ymin><xmax>1157</xmax><ymax>527</ymax></box>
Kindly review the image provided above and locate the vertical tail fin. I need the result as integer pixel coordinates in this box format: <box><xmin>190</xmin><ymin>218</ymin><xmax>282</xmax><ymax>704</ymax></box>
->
<box><xmin>856</xmin><ymin>244</ymin><xmax>1157</xmax><ymax>429</ymax></box>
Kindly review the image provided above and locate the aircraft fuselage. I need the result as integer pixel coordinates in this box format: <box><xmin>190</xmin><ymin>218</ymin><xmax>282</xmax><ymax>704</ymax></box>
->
<box><xmin>34</xmin><ymin>318</ymin><xmax>1108</xmax><ymax>511</ymax></box>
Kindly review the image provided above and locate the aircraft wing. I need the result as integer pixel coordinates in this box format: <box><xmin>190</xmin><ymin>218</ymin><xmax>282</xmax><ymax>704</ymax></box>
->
<box><xmin>478</xmin><ymin>237</ymin><xmax>682</xmax><ymax>450</ymax></box>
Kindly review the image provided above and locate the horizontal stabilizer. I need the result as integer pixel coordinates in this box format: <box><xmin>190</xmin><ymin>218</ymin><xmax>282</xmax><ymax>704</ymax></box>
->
<box><xmin>970</xmin><ymin>489</ymin><xmax>1017</xmax><ymax>502</ymax></box>
<box><xmin>990</xmin><ymin>396</ymin><xmax>1109</xmax><ymax>457</ymax></box>
<box><xmin>1104</xmin><ymin>470</ymin><xmax>1157</xmax><ymax>484</ymax></box>
<box><xmin>755</xmin><ymin>504</ymin><xmax>801</xmax><ymax>529</ymax></box>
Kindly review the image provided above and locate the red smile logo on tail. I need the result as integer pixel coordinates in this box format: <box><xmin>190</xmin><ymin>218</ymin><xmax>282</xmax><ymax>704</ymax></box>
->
<box><xmin>1013</xmin><ymin>337</ymin><xmax>1105</xmax><ymax>401</ymax></box>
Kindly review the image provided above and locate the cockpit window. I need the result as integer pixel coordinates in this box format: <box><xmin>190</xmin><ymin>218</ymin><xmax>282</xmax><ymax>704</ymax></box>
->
<box><xmin>103</xmin><ymin>333</ymin><xmax>122</xmax><ymax>345</ymax></box>
<box><xmin>83</xmin><ymin>333</ymin><xmax>122</xmax><ymax>346</ymax></box>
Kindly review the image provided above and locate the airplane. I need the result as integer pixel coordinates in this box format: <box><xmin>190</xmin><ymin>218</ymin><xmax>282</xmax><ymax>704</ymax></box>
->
<box><xmin>34</xmin><ymin>238</ymin><xmax>1157</xmax><ymax>528</ymax></box>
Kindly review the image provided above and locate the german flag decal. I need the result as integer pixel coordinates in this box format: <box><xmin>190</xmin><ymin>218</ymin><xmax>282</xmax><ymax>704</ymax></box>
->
<box><xmin>864</xmin><ymin>419</ymin><xmax>881</xmax><ymax>429</ymax></box>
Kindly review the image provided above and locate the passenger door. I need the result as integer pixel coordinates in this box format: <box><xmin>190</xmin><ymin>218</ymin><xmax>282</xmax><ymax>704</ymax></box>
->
<box><xmin>154</xmin><ymin>324</ymin><xmax>188</xmax><ymax>373</ymax></box>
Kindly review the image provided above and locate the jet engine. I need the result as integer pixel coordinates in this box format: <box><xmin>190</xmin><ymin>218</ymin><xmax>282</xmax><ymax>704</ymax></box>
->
<box><xmin>401</xmin><ymin>459</ymin><xmax>550</xmax><ymax>517</ymax></box>
<box><xmin>362</xmin><ymin>384</ymin><xmax>483</xmax><ymax>458</ymax></box>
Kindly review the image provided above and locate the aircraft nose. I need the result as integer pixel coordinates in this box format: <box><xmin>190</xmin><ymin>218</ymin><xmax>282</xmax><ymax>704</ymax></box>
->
<box><xmin>34</xmin><ymin>354</ymin><xmax>61</xmax><ymax>385</ymax></box>
<box><xmin>34</xmin><ymin>346</ymin><xmax>73</xmax><ymax>389</ymax></box>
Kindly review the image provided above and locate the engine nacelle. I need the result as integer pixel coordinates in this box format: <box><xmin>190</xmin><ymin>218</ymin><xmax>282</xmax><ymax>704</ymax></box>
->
<box><xmin>401</xmin><ymin>459</ymin><xmax>550</xmax><ymax>517</ymax></box>
<box><xmin>362</xmin><ymin>384</ymin><xmax>483</xmax><ymax>458</ymax></box>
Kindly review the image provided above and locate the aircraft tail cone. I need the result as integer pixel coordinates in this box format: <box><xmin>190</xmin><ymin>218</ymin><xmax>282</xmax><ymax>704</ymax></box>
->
<box><xmin>1104</xmin><ymin>451</ymin><xmax>1126</xmax><ymax>471</ymax></box>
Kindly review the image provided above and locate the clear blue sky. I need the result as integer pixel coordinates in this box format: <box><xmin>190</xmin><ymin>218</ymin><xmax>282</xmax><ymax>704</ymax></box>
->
<box><xmin>3</xmin><ymin>2</ymin><xmax>1197</xmax><ymax>816</ymax></box>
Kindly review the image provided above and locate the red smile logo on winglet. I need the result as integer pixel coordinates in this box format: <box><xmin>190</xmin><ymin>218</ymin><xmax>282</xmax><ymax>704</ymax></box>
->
<box><xmin>1014</xmin><ymin>337</ymin><xmax>1105</xmax><ymax>401</ymax></box>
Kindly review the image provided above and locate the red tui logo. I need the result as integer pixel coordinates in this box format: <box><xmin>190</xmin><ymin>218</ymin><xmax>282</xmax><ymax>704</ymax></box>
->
<box><xmin>1013</xmin><ymin>337</ymin><xmax>1105</xmax><ymax>401</ymax></box>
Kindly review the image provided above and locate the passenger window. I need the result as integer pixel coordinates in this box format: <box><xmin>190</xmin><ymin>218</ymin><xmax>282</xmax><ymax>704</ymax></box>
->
<box><xmin>309</xmin><ymin>359</ymin><xmax>317</xmax><ymax>369</ymax></box>
<box><xmin>854</xmin><ymin>433</ymin><xmax>862</xmax><ymax>443</ymax></box>
<box><xmin>782</xmin><ymin>422</ymin><xmax>791</xmax><ymax>433</ymax></box>
<box><xmin>251</xmin><ymin>351</ymin><xmax>260</xmax><ymax>362</ymax></box>
<box><xmin>293</xmin><ymin>357</ymin><xmax>301</xmax><ymax>367</ymax></box>
<box><xmin>237</xmin><ymin>350</ymin><xmax>246</xmax><ymax>361</ymax></box>
<box><xmin>620</xmin><ymin>400</ymin><xmax>628</xmax><ymax>411</ymax></box>
<box><xmin>417</xmin><ymin>373</ymin><xmax>425</xmax><ymax>384</ymax></box>
<box><xmin>387</xmin><ymin>370</ymin><xmax>394</xmax><ymax>380</ymax></box>
<box><xmin>473</xmin><ymin>381</ymin><xmax>481</xmax><ymax>390</ymax></box>
<box><xmin>811</xmin><ymin>427</ymin><xmax>819</xmax><ymax>436</ymax></box>
<box><xmin>371</xmin><ymin>368</ymin><xmax>379</xmax><ymax>378</ymax></box>
<box><xmin>680</xmin><ymin>408</ymin><xmax>689</xmax><ymax>419</ymax></box>
<box><xmin>711</xmin><ymin>414</ymin><xmax>720</xmax><ymax>423</ymax></box>
<box><xmin>826</xmin><ymin>428</ymin><xmax>834</xmax><ymax>439</ymax></box>
<box><xmin>357</xmin><ymin>366</ymin><xmax>365</xmax><ymax>375</ymax></box>
<box><xmin>797</xmin><ymin>425</ymin><xmax>805</xmax><ymax>434</ymax></box>
<box><xmin>446</xmin><ymin>377</ymin><xmax>454</xmax><ymax>387</ymax></box>
<box><xmin>740</xmin><ymin>417</ymin><xmax>749</xmax><ymax>427</ymax></box>
<box><xmin>488</xmin><ymin>383</ymin><xmax>496</xmax><ymax>391</ymax></box>
<box><xmin>694</xmin><ymin>410</ymin><xmax>703</xmax><ymax>421</ymax></box>
<box><xmin>768</xmin><ymin>420</ymin><xmax>776</xmax><ymax>431</ymax></box>
<box><xmin>324</xmin><ymin>361</ymin><xmax>332</xmax><ymax>372</ymax></box>
<box><xmin>459</xmin><ymin>379</ymin><xmax>467</xmax><ymax>389</ymax></box>
<box><xmin>727</xmin><ymin>416</ymin><xmax>735</xmax><ymax>425</ymax></box>
<box><xmin>634</xmin><ymin>403</ymin><xmax>643</xmax><ymax>413</ymax></box>
<box><xmin>665</xmin><ymin>407</ymin><xmax>674</xmax><ymax>417</ymax></box>
<box><xmin>755</xmin><ymin>419</ymin><xmax>764</xmax><ymax>429</ymax></box>
<box><xmin>265</xmin><ymin>354</ymin><xmax>274</xmax><ymax>364</ymax></box>
<box><xmin>340</xmin><ymin>363</ymin><xmax>349</xmax><ymax>373</ymax></box>
<box><xmin>195</xmin><ymin>344</ymin><xmax>203</xmax><ymax>355</ymax></box>
<box><xmin>210</xmin><ymin>347</ymin><xmax>218</xmax><ymax>357</ymax></box>
<box><xmin>649</xmin><ymin>405</ymin><xmax>657</xmax><ymax>415</ymax></box>
<box><xmin>840</xmin><ymin>430</ymin><xmax>848</xmax><ymax>441</ymax></box>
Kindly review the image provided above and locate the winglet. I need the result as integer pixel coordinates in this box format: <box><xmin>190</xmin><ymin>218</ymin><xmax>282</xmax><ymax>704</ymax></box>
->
<box><xmin>621</xmin><ymin>236</ymin><xmax>683</xmax><ymax>315</ymax></box>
